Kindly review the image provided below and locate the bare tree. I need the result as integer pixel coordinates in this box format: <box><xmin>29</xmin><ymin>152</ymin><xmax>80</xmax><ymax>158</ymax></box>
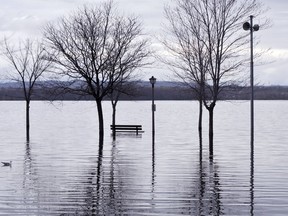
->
<box><xmin>164</xmin><ymin>0</ymin><xmax>264</xmax><ymax>157</ymax></box>
<box><xmin>107</xmin><ymin>11</ymin><xmax>150</xmax><ymax>140</ymax></box>
<box><xmin>3</xmin><ymin>38</ymin><xmax>52</xmax><ymax>141</ymax></box>
<box><xmin>43</xmin><ymin>2</ymin><xmax>150</xmax><ymax>145</ymax></box>
<box><xmin>164</xmin><ymin>2</ymin><xmax>210</xmax><ymax>151</ymax></box>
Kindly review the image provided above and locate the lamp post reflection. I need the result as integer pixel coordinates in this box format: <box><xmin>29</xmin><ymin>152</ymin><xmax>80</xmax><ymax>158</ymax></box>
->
<box><xmin>149</xmin><ymin>76</ymin><xmax>157</xmax><ymax>209</ymax></box>
<box><xmin>250</xmin><ymin>143</ymin><xmax>255</xmax><ymax>216</ymax></box>
<box><xmin>243</xmin><ymin>17</ymin><xmax>258</xmax><ymax>215</ymax></box>
<box><xmin>149</xmin><ymin>76</ymin><xmax>156</xmax><ymax>143</ymax></box>
<box><xmin>243</xmin><ymin>15</ymin><xmax>259</xmax><ymax>146</ymax></box>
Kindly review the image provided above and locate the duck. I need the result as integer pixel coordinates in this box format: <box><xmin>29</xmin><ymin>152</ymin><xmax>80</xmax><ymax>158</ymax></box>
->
<box><xmin>1</xmin><ymin>161</ymin><xmax>12</xmax><ymax>166</ymax></box>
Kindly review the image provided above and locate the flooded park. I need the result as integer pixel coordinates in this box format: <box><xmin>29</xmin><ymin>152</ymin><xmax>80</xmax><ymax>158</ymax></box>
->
<box><xmin>0</xmin><ymin>100</ymin><xmax>287</xmax><ymax>215</ymax></box>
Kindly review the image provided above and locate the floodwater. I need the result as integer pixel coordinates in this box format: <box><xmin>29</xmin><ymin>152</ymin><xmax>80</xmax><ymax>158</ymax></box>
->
<box><xmin>0</xmin><ymin>100</ymin><xmax>288</xmax><ymax>215</ymax></box>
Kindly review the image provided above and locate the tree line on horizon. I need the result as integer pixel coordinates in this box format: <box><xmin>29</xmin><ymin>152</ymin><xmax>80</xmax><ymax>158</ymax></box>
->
<box><xmin>0</xmin><ymin>82</ymin><xmax>286</xmax><ymax>100</ymax></box>
<box><xmin>0</xmin><ymin>0</ymin><xmax>267</xmax><ymax>157</ymax></box>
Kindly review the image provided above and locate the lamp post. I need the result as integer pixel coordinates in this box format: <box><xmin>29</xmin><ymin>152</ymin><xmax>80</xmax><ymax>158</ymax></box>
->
<box><xmin>149</xmin><ymin>76</ymin><xmax>156</xmax><ymax>142</ymax></box>
<box><xmin>243</xmin><ymin>15</ymin><xmax>259</xmax><ymax>146</ymax></box>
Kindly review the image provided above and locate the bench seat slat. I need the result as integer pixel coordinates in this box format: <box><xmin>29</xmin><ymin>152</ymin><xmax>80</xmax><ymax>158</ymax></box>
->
<box><xmin>111</xmin><ymin>125</ymin><xmax>142</xmax><ymax>127</ymax></box>
<box><xmin>111</xmin><ymin>125</ymin><xmax>142</xmax><ymax>129</ymax></box>
<box><xmin>111</xmin><ymin>124</ymin><xmax>143</xmax><ymax>134</ymax></box>
<box><xmin>112</xmin><ymin>127</ymin><xmax>142</xmax><ymax>130</ymax></box>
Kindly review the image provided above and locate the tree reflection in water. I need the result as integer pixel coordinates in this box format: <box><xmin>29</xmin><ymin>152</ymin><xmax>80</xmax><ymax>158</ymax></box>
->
<box><xmin>71</xmin><ymin>138</ymin><xmax>226</xmax><ymax>215</ymax></box>
<box><xmin>23</xmin><ymin>142</ymin><xmax>39</xmax><ymax>212</ymax></box>
<box><xmin>194</xmin><ymin>155</ymin><xmax>223</xmax><ymax>215</ymax></box>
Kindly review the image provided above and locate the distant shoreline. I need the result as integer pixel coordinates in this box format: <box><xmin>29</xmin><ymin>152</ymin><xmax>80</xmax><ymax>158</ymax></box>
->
<box><xmin>1</xmin><ymin>81</ymin><xmax>288</xmax><ymax>100</ymax></box>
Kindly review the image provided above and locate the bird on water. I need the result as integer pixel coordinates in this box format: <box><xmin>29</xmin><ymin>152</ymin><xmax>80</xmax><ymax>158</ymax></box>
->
<box><xmin>1</xmin><ymin>161</ymin><xmax>12</xmax><ymax>166</ymax></box>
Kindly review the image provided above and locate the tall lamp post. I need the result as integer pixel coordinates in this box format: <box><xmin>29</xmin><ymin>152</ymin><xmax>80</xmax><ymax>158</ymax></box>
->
<box><xmin>243</xmin><ymin>15</ymin><xmax>259</xmax><ymax>146</ymax></box>
<box><xmin>149</xmin><ymin>76</ymin><xmax>156</xmax><ymax>142</ymax></box>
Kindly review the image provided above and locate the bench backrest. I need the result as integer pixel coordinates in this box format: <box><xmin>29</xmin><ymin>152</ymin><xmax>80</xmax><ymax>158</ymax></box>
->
<box><xmin>110</xmin><ymin>125</ymin><xmax>142</xmax><ymax>130</ymax></box>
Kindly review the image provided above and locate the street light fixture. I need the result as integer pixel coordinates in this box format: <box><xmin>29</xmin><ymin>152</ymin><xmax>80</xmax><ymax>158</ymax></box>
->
<box><xmin>243</xmin><ymin>15</ymin><xmax>259</xmax><ymax>146</ymax></box>
<box><xmin>149</xmin><ymin>76</ymin><xmax>156</xmax><ymax>142</ymax></box>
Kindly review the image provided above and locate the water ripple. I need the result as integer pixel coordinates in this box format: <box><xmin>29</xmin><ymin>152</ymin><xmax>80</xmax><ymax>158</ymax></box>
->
<box><xmin>0</xmin><ymin>101</ymin><xmax>287</xmax><ymax>215</ymax></box>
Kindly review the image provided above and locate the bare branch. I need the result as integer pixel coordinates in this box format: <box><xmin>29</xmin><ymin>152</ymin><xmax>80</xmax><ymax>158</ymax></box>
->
<box><xmin>2</xmin><ymin>38</ymin><xmax>52</xmax><ymax>101</ymax></box>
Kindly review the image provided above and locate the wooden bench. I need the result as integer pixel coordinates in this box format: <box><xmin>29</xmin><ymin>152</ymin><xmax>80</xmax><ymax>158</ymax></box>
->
<box><xmin>110</xmin><ymin>125</ymin><xmax>143</xmax><ymax>135</ymax></box>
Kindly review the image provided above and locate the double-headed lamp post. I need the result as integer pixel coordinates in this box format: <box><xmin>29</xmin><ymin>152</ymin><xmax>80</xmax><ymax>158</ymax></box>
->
<box><xmin>243</xmin><ymin>16</ymin><xmax>259</xmax><ymax>145</ymax></box>
<box><xmin>149</xmin><ymin>76</ymin><xmax>156</xmax><ymax>141</ymax></box>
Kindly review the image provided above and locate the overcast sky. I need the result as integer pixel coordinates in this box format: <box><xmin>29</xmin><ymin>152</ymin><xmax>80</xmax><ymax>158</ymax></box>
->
<box><xmin>1</xmin><ymin>0</ymin><xmax>288</xmax><ymax>85</ymax></box>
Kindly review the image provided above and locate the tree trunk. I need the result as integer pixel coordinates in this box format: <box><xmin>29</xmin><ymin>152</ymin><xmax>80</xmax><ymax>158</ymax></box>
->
<box><xmin>96</xmin><ymin>100</ymin><xmax>104</xmax><ymax>147</ymax></box>
<box><xmin>198</xmin><ymin>99</ymin><xmax>203</xmax><ymax>152</ymax></box>
<box><xmin>26</xmin><ymin>100</ymin><xmax>30</xmax><ymax>142</ymax></box>
<box><xmin>112</xmin><ymin>102</ymin><xmax>117</xmax><ymax>140</ymax></box>
<box><xmin>208</xmin><ymin>106</ymin><xmax>214</xmax><ymax>158</ymax></box>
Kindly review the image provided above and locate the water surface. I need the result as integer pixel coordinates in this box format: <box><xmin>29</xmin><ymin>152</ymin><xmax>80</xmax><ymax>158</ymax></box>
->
<box><xmin>0</xmin><ymin>100</ymin><xmax>287</xmax><ymax>215</ymax></box>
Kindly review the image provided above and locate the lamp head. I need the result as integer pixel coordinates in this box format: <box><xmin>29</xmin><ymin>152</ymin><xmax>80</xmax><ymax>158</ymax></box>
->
<box><xmin>243</xmin><ymin>22</ymin><xmax>251</xmax><ymax>31</ymax></box>
<box><xmin>149</xmin><ymin>76</ymin><xmax>156</xmax><ymax>85</ymax></box>
<box><xmin>253</xmin><ymin>24</ymin><xmax>259</xmax><ymax>31</ymax></box>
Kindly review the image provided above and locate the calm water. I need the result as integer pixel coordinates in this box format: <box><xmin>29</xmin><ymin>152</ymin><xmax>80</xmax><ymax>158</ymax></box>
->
<box><xmin>0</xmin><ymin>100</ymin><xmax>287</xmax><ymax>215</ymax></box>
